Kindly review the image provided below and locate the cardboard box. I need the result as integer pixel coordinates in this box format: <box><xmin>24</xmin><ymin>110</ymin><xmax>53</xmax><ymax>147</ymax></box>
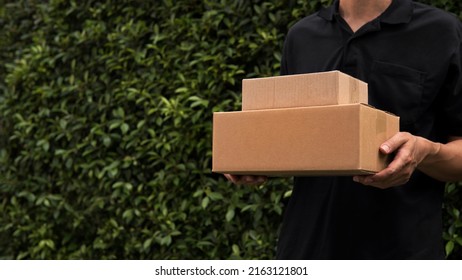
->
<box><xmin>242</xmin><ymin>71</ymin><xmax>368</xmax><ymax>110</ymax></box>
<box><xmin>212</xmin><ymin>104</ymin><xmax>399</xmax><ymax>176</ymax></box>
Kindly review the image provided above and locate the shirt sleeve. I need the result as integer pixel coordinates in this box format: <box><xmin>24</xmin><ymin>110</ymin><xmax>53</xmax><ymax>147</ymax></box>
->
<box><xmin>280</xmin><ymin>34</ymin><xmax>290</xmax><ymax>76</ymax></box>
<box><xmin>438</xmin><ymin>21</ymin><xmax>462</xmax><ymax>137</ymax></box>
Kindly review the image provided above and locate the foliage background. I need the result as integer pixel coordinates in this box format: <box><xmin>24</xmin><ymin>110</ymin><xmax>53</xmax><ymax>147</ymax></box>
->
<box><xmin>0</xmin><ymin>0</ymin><xmax>461</xmax><ymax>259</ymax></box>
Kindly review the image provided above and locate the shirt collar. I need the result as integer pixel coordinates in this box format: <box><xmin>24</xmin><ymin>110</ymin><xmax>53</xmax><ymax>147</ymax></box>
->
<box><xmin>318</xmin><ymin>0</ymin><xmax>413</xmax><ymax>25</ymax></box>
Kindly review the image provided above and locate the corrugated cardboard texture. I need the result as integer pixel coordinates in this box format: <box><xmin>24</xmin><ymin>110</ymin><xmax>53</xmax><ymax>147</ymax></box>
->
<box><xmin>358</xmin><ymin>105</ymin><xmax>400</xmax><ymax>172</ymax></box>
<box><xmin>242</xmin><ymin>71</ymin><xmax>368</xmax><ymax>110</ymax></box>
<box><xmin>212</xmin><ymin>104</ymin><xmax>399</xmax><ymax>176</ymax></box>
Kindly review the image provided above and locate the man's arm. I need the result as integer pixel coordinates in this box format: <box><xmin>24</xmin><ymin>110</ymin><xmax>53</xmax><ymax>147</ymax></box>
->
<box><xmin>353</xmin><ymin>133</ymin><xmax>462</xmax><ymax>189</ymax></box>
<box><xmin>418</xmin><ymin>135</ymin><xmax>462</xmax><ymax>181</ymax></box>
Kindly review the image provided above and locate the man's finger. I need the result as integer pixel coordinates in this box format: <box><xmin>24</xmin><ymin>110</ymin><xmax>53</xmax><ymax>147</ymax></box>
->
<box><xmin>380</xmin><ymin>132</ymin><xmax>411</xmax><ymax>154</ymax></box>
<box><xmin>224</xmin><ymin>174</ymin><xmax>240</xmax><ymax>184</ymax></box>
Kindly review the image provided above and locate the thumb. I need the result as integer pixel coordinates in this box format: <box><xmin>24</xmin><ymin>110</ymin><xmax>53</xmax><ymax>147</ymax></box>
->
<box><xmin>379</xmin><ymin>132</ymin><xmax>409</xmax><ymax>155</ymax></box>
<box><xmin>379</xmin><ymin>143</ymin><xmax>393</xmax><ymax>154</ymax></box>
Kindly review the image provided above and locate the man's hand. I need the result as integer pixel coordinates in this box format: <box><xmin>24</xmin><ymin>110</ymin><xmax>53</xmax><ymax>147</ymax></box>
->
<box><xmin>224</xmin><ymin>174</ymin><xmax>267</xmax><ymax>185</ymax></box>
<box><xmin>353</xmin><ymin>132</ymin><xmax>439</xmax><ymax>189</ymax></box>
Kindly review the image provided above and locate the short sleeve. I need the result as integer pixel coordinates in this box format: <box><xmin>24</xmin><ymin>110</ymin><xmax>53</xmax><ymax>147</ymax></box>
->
<box><xmin>280</xmin><ymin>34</ymin><xmax>290</xmax><ymax>76</ymax></box>
<box><xmin>438</xmin><ymin>21</ymin><xmax>462</xmax><ymax>137</ymax></box>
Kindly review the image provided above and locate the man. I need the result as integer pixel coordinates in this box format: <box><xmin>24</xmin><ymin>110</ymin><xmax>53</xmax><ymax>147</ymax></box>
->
<box><xmin>226</xmin><ymin>0</ymin><xmax>462</xmax><ymax>259</ymax></box>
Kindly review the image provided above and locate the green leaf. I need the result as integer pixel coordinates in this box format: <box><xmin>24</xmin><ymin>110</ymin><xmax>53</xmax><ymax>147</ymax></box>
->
<box><xmin>143</xmin><ymin>238</ymin><xmax>152</xmax><ymax>251</ymax></box>
<box><xmin>447</xmin><ymin>183</ymin><xmax>457</xmax><ymax>194</ymax></box>
<box><xmin>232</xmin><ymin>244</ymin><xmax>240</xmax><ymax>256</ymax></box>
<box><xmin>109</xmin><ymin>121</ymin><xmax>121</xmax><ymax>131</ymax></box>
<box><xmin>103</xmin><ymin>135</ymin><xmax>112</xmax><ymax>147</ymax></box>
<box><xmin>453</xmin><ymin>208</ymin><xmax>460</xmax><ymax>219</ymax></box>
<box><xmin>201</xmin><ymin>197</ymin><xmax>210</xmax><ymax>209</ymax></box>
<box><xmin>207</xmin><ymin>192</ymin><xmax>223</xmax><ymax>201</ymax></box>
<box><xmin>175</xmin><ymin>87</ymin><xmax>189</xmax><ymax>93</ymax></box>
<box><xmin>226</xmin><ymin>208</ymin><xmax>235</xmax><ymax>222</ymax></box>
<box><xmin>160</xmin><ymin>236</ymin><xmax>172</xmax><ymax>246</ymax></box>
<box><xmin>446</xmin><ymin>241</ymin><xmax>455</xmax><ymax>256</ymax></box>
<box><xmin>120</xmin><ymin>123</ymin><xmax>129</xmax><ymax>134</ymax></box>
<box><xmin>455</xmin><ymin>237</ymin><xmax>462</xmax><ymax>247</ymax></box>
<box><xmin>136</xmin><ymin>120</ymin><xmax>146</xmax><ymax>129</ymax></box>
<box><xmin>37</xmin><ymin>139</ymin><xmax>50</xmax><ymax>152</ymax></box>
<box><xmin>122</xmin><ymin>209</ymin><xmax>133</xmax><ymax>222</ymax></box>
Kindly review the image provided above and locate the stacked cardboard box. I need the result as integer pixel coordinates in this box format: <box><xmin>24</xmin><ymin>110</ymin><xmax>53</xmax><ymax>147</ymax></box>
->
<box><xmin>242</xmin><ymin>71</ymin><xmax>368</xmax><ymax>110</ymax></box>
<box><xmin>212</xmin><ymin>71</ymin><xmax>399</xmax><ymax>176</ymax></box>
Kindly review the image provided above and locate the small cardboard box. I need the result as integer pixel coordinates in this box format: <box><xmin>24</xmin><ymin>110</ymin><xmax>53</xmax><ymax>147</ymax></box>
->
<box><xmin>212</xmin><ymin>104</ymin><xmax>399</xmax><ymax>176</ymax></box>
<box><xmin>242</xmin><ymin>71</ymin><xmax>368</xmax><ymax>110</ymax></box>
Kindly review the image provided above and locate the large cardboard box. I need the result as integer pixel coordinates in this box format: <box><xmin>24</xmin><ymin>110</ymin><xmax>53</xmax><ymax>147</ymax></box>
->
<box><xmin>212</xmin><ymin>104</ymin><xmax>399</xmax><ymax>176</ymax></box>
<box><xmin>242</xmin><ymin>71</ymin><xmax>368</xmax><ymax>110</ymax></box>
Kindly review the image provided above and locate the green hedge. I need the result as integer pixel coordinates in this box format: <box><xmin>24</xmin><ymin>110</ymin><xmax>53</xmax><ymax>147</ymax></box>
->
<box><xmin>0</xmin><ymin>0</ymin><xmax>461</xmax><ymax>259</ymax></box>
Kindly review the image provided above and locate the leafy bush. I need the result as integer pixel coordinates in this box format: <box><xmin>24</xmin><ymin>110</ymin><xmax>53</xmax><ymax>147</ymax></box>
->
<box><xmin>0</xmin><ymin>0</ymin><xmax>460</xmax><ymax>259</ymax></box>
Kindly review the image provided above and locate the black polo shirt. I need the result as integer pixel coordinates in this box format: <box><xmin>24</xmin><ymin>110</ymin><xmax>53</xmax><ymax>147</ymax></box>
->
<box><xmin>276</xmin><ymin>0</ymin><xmax>462</xmax><ymax>259</ymax></box>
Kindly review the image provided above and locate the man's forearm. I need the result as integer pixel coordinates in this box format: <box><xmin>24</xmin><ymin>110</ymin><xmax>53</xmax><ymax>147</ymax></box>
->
<box><xmin>418</xmin><ymin>137</ymin><xmax>462</xmax><ymax>182</ymax></box>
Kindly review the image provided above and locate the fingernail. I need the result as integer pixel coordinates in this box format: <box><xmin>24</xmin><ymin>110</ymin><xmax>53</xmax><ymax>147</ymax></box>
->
<box><xmin>353</xmin><ymin>177</ymin><xmax>359</xmax><ymax>182</ymax></box>
<box><xmin>381</xmin><ymin>144</ymin><xmax>391</xmax><ymax>153</ymax></box>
